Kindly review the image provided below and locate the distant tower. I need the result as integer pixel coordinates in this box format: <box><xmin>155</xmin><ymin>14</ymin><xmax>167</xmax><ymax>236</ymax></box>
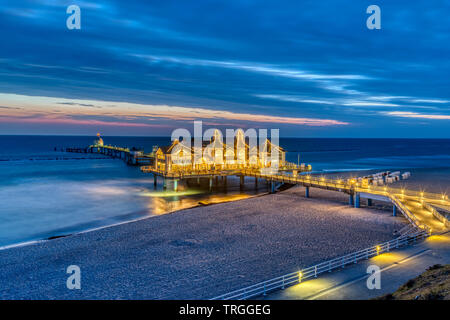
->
<box><xmin>96</xmin><ymin>132</ymin><xmax>104</xmax><ymax>146</ymax></box>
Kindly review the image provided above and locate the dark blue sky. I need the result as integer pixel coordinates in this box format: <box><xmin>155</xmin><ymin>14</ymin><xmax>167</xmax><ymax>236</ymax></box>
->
<box><xmin>0</xmin><ymin>0</ymin><xmax>449</xmax><ymax>137</ymax></box>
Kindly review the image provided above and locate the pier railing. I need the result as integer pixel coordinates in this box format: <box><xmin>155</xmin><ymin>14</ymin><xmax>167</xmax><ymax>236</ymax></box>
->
<box><xmin>242</xmin><ymin>170</ymin><xmax>351</xmax><ymax>190</ymax></box>
<box><xmin>211</xmin><ymin>229</ymin><xmax>430</xmax><ymax>300</ymax></box>
<box><xmin>89</xmin><ymin>144</ymin><xmax>131</xmax><ymax>153</ymax></box>
<box><xmin>422</xmin><ymin>201</ymin><xmax>450</xmax><ymax>229</ymax></box>
<box><xmin>367</xmin><ymin>185</ymin><xmax>448</xmax><ymax>203</ymax></box>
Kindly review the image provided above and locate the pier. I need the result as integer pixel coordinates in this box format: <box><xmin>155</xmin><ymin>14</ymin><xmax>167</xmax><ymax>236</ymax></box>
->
<box><xmin>66</xmin><ymin>133</ymin><xmax>449</xmax><ymax>235</ymax></box>
<box><xmin>66</xmin><ymin>144</ymin><xmax>154</xmax><ymax>166</ymax></box>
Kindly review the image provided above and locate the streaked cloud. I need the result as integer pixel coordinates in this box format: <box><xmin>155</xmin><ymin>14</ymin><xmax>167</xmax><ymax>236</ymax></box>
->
<box><xmin>342</xmin><ymin>102</ymin><xmax>399</xmax><ymax>107</ymax></box>
<box><xmin>254</xmin><ymin>94</ymin><xmax>335</xmax><ymax>105</ymax></box>
<box><xmin>0</xmin><ymin>93</ymin><xmax>348</xmax><ymax>129</ymax></box>
<box><xmin>132</xmin><ymin>54</ymin><xmax>371</xmax><ymax>81</ymax></box>
<box><xmin>383</xmin><ymin>111</ymin><xmax>450</xmax><ymax>120</ymax></box>
<box><xmin>254</xmin><ymin>94</ymin><xmax>444</xmax><ymax>110</ymax></box>
<box><xmin>409</xmin><ymin>99</ymin><xmax>450</xmax><ymax>104</ymax></box>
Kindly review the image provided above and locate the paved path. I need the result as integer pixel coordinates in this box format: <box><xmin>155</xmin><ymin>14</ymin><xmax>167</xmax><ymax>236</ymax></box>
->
<box><xmin>262</xmin><ymin>232</ymin><xmax>450</xmax><ymax>300</ymax></box>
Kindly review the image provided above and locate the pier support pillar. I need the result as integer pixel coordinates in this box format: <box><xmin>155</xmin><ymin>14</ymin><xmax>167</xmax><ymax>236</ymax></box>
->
<box><xmin>354</xmin><ymin>193</ymin><xmax>360</xmax><ymax>208</ymax></box>
<box><xmin>173</xmin><ymin>180</ymin><xmax>178</xmax><ymax>192</ymax></box>
<box><xmin>163</xmin><ymin>178</ymin><xmax>167</xmax><ymax>190</ymax></box>
<box><xmin>224</xmin><ymin>176</ymin><xmax>227</xmax><ymax>190</ymax></box>
<box><xmin>240</xmin><ymin>175</ymin><xmax>244</xmax><ymax>190</ymax></box>
<box><xmin>153</xmin><ymin>174</ymin><xmax>157</xmax><ymax>187</ymax></box>
<box><xmin>367</xmin><ymin>198</ymin><xmax>372</xmax><ymax>206</ymax></box>
<box><xmin>349</xmin><ymin>194</ymin><xmax>354</xmax><ymax>206</ymax></box>
<box><xmin>270</xmin><ymin>181</ymin><xmax>275</xmax><ymax>194</ymax></box>
<box><xmin>305</xmin><ymin>186</ymin><xmax>310</xmax><ymax>198</ymax></box>
<box><xmin>255</xmin><ymin>177</ymin><xmax>258</xmax><ymax>189</ymax></box>
<box><xmin>209</xmin><ymin>178</ymin><xmax>213</xmax><ymax>192</ymax></box>
<box><xmin>393</xmin><ymin>205</ymin><xmax>397</xmax><ymax>217</ymax></box>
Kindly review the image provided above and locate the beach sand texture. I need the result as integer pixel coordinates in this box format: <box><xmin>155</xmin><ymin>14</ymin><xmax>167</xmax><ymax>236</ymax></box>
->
<box><xmin>0</xmin><ymin>186</ymin><xmax>406</xmax><ymax>299</ymax></box>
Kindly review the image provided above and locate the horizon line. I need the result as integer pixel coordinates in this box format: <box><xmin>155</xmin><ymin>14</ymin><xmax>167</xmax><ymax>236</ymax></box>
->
<box><xmin>0</xmin><ymin>134</ymin><xmax>450</xmax><ymax>140</ymax></box>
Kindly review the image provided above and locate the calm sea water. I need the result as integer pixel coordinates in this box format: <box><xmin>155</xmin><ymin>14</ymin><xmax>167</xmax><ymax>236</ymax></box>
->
<box><xmin>1</xmin><ymin>136</ymin><xmax>450</xmax><ymax>247</ymax></box>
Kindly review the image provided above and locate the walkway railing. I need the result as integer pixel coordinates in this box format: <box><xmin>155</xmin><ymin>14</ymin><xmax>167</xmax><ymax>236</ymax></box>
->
<box><xmin>389</xmin><ymin>194</ymin><xmax>430</xmax><ymax>232</ymax></box>
<box><xmin>423</xmin><ymin>201</ymin><xmax>450</xmax><ymax>229</ymax></box>
<box><xmin>89</xmin><ymin>144</ymin><xmax>130</xmax><ymax>153</ymax></box>
<box><xmin>242</xmin><ymin>170</ymin><xmax>351</xmax><ymax>191</ymax></box>
<box><xmin>211</xmin><ymin>229</ymin><xmax>429</xmax><ymax>300</ymax></box>
<box><xmin>368</xmin><ymin>185</ymin><xmax>448</xmax><ymax>202</ymax></box>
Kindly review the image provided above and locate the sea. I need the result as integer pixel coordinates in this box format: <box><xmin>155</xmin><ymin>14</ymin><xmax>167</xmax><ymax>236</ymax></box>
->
<box><xmin>1</xmin><ymin>136</ymin><xmax>450</xmax><ymax>247</ymax></box>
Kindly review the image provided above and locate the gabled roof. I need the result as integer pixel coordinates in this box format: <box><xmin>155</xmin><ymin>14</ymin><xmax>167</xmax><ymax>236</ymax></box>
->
<box><xmin>159</xmin><ymin>139</ymin><xmax>193</xmax><ymax>154</ymax></box>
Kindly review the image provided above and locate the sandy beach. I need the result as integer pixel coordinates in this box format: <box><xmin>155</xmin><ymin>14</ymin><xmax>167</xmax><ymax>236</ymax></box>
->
<box><xmin>0</xmin><ymin>186</ymin><xmax>407</xmax><ymax>299</ymax></box>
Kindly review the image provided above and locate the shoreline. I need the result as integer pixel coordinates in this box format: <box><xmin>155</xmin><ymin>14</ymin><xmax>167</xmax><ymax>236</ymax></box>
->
<box><xmin>0</xmin><ymin>188</ymin><xmax>272</xmax><ymax>252</ymax></box>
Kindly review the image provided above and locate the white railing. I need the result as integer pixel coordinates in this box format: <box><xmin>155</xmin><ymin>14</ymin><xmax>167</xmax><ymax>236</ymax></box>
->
<box><xmin>388</xmin><ymin>194</ymin><xmax>429</xmax><ymax>232</ymax></box>
<box><xmin>211</xmin><ymin>229</ymin><xmax>429</xmax><ymax>300</ymax></box>
<box><xmin>368</xmin><ymin>185</ymin><xmax>449</xmax><ymax>205</ymax></box>
<box><xmin>422</xmin><ymin>202</ymin><xmax>450</xmax><ymax>229</ymax></box>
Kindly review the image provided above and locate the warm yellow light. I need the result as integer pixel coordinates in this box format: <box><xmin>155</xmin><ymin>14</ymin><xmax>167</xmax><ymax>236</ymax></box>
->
<box><xmin>298</xmin><ymin>271</ymin><xmax>303</xmax><ymax>282</ymax></box>
<box><xmin>376</xmin><ymin>245</ymin><xmax>381</xmax><ymax>254</ymax></box>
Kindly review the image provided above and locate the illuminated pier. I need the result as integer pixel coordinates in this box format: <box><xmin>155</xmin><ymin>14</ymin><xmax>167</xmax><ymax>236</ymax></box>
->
<box><xmin>66</xmin><ymin>133</ymin><xmax>155</xmax><ymax>165</ymax></box>
<box><xmin>66</xmin><ymin>132</ymin><xmax>449</xmax><ymax>234</ymax></box>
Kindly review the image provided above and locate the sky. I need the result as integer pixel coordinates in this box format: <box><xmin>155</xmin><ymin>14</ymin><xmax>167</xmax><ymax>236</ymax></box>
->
<box><xmin>0</xmin><ymin>0</ymin><xmax>449</xmax><ymax>137</ymax></box>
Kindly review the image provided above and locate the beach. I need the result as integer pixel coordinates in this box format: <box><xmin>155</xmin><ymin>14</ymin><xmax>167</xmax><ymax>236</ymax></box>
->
<box><xmin>0</xmin><ymin>186</ymin><xmax>406</xmax><ymax>300</ymax></box>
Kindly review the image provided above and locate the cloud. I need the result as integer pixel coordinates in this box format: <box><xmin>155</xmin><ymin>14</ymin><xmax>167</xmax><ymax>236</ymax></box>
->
<box><xmin>254</xmin><ymin>94</ymin><xmax>442</xmax><ymax>110</ymax></box>
<box><xmin>57</xmin><ymin>102</ymin><xmax>100</xmax><ymax>108</ymax></box>
<box><xmin>132</xmin><ymin>54</ymin><xmax>371</xmax><ymax>85</ymax></box>
<box><xmin>383</xmin><ymin>111</ymin><xmax>450</xmax><ymax>120</ymax></box>
<box><xmin>342</xmin><ymin>102</ymin><xmax>399</xmax><ymax>107</ymax></box>
<box><xmin>0</xmin><ymin>106</ymin><xmax>22</xmax><ymax>110</ymax></box>
<box><xmin>0</xmin><ymin>116</ymin><xmax>164</xmax><ymax>128</ymax></box>
<box><xmin>254</xmin><ymin>94</ymin><xmax>335</xmax><ymax>105</ymax></box>
<box><xmin>409</xmin><ymin>99</ymin><xmax>450</xmax><ymax>104</ymax></box>
<box><xmin>0</xmin><ymin>93</ymin><xmax>348</xmax><ymax>128</ymax></box>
